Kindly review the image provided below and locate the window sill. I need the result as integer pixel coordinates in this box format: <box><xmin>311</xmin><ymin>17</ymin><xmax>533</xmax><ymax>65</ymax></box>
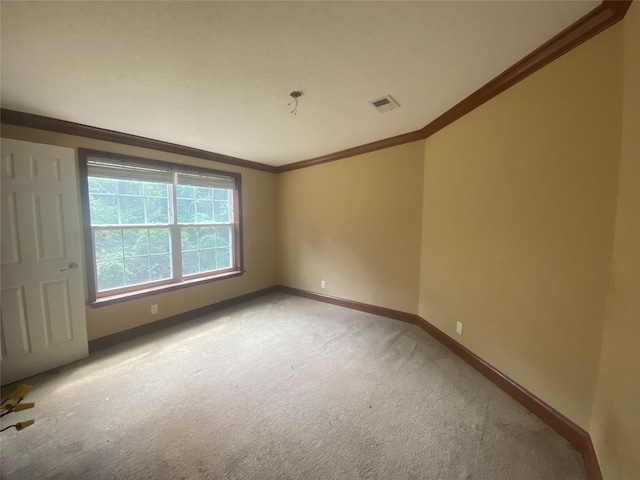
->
<box><xmin>88</xmin><ymin>270</ymin><xmax>245</xmax><ymax>307</ymax></box>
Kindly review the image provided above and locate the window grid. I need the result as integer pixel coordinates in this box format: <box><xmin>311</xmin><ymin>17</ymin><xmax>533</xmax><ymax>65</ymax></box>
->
<box><xmin>92</xmin><ymin>225</ymin><xmax>174</xmax><ymax>293</ymax></box>
<box><xmin>179</xmin><ymin>225</ymin><xmax>234</xmax><ymax>278</ymax></box>
<box><xmin>89</xmin><ymin>176</ymin><xmax>236</xmax><ymax>296</ymax></box>
<box><xmin>81</xmin><ymin>149</ymin><xmax>242</xmax><ymax>303</ymax></box>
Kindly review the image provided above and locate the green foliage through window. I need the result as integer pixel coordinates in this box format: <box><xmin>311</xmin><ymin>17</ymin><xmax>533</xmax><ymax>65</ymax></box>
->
<box><xmin>88</xmin><ymin>175</ymin><xmax>236</xmax><ymax>294</ymax></box>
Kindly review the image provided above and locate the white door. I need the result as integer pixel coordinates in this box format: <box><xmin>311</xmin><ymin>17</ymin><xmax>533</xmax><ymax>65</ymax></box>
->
<box><xmin>1</xmin><ymin>138</ymin><xmax>88</xmax><ymax>385</ymax></box>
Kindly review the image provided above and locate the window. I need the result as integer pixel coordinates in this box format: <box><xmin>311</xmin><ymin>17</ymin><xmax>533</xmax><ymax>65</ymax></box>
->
<box><xmin>79</xmin><ymin>149</ymin><xmax>242</xmax><ymax>303</ymax></box>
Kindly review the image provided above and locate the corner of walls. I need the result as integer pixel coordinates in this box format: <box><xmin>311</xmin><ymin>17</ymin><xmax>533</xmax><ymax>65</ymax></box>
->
<box><xmin>274</xmin><ymin>165</ymin><xmax>286</xmax><ymax>287</ymax></box>
<box><xmin>418</xmin><ymin>21</ymin><xmax>624</xmax><ymax>430</ymax></box>
<box><xmin>277</xmin><ymin>140</ymin><xmax>426</xmax><ymax>315</ymax></box>
<box><xmin>589</xmin><ymin>2</ymin><xmax>640</xmax><ymax>478</ymax></box>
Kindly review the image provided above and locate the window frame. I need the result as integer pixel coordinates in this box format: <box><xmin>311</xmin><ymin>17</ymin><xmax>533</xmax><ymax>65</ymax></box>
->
<box><xmin>78</xmin><ymin>148</ymin><xmax>243</xmax><ymax>306</ymax></box>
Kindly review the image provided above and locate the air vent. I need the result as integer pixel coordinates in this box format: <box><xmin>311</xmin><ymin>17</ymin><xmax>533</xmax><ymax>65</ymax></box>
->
<box><xmin>369</xmin><ymin>95</ymin><xmax>400</xmax><ymax>113</ymax></box>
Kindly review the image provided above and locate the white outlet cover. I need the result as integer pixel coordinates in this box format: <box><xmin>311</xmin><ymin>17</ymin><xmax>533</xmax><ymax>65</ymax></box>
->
<box><xmin>321</xmin><ymin>280</ymin><xmax>326</xmax><ymax>289</ymax></box>
<box><xmin>456</xmin><ymin>321</ymin><xmax>463</xmax><ymax>335</ymax></box>
<box><xmin>151</xmin><ymin>304</ymin><xmax>158</xmax><ymax>314</ymax></box>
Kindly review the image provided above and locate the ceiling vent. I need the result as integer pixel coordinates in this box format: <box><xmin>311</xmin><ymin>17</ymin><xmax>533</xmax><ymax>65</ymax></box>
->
<box><xmin>369</xmin><ymin>95</ymin><xmax>400</xmax><ymax>113</ymax></box>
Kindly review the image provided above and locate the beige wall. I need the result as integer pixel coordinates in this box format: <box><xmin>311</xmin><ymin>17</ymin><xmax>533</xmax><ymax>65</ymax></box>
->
<box><xmin>1</xmin><ymin>7</ymin><xmax>636</xmax><ymax>475</ymax></box>
<box><xmin>590</xmin><ymin>3</ymin><xmax>640</xmax><ymax>479</ymax></box>
<box><xmin>418</xmin><ymin>25</ymin><xmax>623</xmax><ymax>429</ymax></box>
<box><xmin>0</xmin><ymin>125</ymin><xmax>279</xmax><ymax>340</ymax></box>
<box><xmin>278</xmin><ymin>141</ymin><xmax>425</xmax><ymax>314</ymax></box>
<box><xmin>276</xmin><ymin>13</ymin><xmax>630</xmax><ymax>437</ymax></box>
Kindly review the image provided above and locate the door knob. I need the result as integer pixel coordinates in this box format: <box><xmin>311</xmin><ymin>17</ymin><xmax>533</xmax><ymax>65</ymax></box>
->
<box><xmin>60</xmin><ymin>262</ymin><xmax>78</xmax><ymax>272</ymax></box>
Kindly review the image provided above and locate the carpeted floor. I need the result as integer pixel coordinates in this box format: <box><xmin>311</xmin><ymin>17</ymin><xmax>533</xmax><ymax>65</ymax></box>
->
<box><xmin>0</xmin><ymin>293</ymin><xmax>586</xmax><ymax>479</ymax></box>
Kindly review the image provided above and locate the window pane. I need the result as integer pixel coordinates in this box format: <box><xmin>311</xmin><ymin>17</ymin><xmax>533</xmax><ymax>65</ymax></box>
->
<box><xmin>195</xmin><ymin>200</ymin><xmax>214</xmax><ymax>223</ymax></box>
<box><xmin>150</xmin><ymin>254</ymin><xmax>172</xmax><ymax>281</ymax></box>
<box><xmin>177</xmin><ymin>199</ymin><xmax>195</xmax><ymax>223</ymax></box>
<box><xmin>195</xmin><ymin>187</ymin><xmax>212</xmax><ymax>200</ymax></box>
<box><xmin>181</xmin><ymin>227</ymin><xmax>199</xmax><ymax>251</ymax></box>
<box><xmin>198</xmin><ymin>227</ymin><xmax>217</xmax><ymax>248</ymax></box>
<box><xmin>176</xmin><ymin>185</ymin><xmax>195</xmax><ymax>199</ymax></box>
<box><xmin>118</xmin><ymin>180</ymin><xmax>143</xmax><ymax>196</ymax></box>
<box><xmin>119</xmin><ymin>196</ymin><xmax>146</xmax><ymax>224</ymax></box>
<box><xmin>182</xmin><ymin>250</ymin><xmax>199</xmax><ymax>276</ymax></box>
<box><xmin>216</xmin><ymin>248</ymin><xmax>232</xmax><ymax>269</ymax></box>
<box><xmin>89</xmin><ymin>177</ymin><xmax>117</xmax><ymax>194</ymax></box>
<box><xmin>177</xmin><ymin>186</ymin><xmax>232</xmax><ymax>225</ymax></box>
<box><xmin>200</xmin><ymin>249</ymin><xmax>216</xmax><ymax>271</ymax></box>
<box><xmin>144</xmin><ymin>183</ymin><xmax>168</xmax><ymax>197</ymax></box>
<box><xmin>181</xmin><ymin>227</ymin><xmax>232</xmax><ymax>276</ymax></box>
<box><xmin>123</xmin><ymin>229</ymin><xmax>149</xmax><ymax>257</ymax></box>
<box><xmin>94</xmin><ymin>230</ymin><xmax>123</xmax><ymax>260</ymax></box>
<box><xmin>124</xmin><ymin>256</ymin><xmax>150</xmax><ymax>285</ymax></box>
<box><xmin>94</xmin><ymin>227</ymin><xmax>172</xmax><ymax>292</ymax></box>
<box><xmin>148</xmin><ymin>229</ymin><xmax>171</xmax><ymax>254</ymax></box>
<box><xmin>214</xmin><ymin>201</ymin><xmax>230</xmax><ymax>223</ymax></box>
<box><xmin>215</xmin><ymin>226</ymin><xmax>231</xmax><ymax>247</ymax></box>
<box><xmin>89</xmin><ymin>194</ymin><xmax>119</xmax><ymax>225</ymax></box>
<box><xmin>145</xmin><ymin>197</ymin><xmax>169</xmax><ymax>224</ymax></box>
<box><xmin>212</xmin><ymin>189</ymin><xmax>229</xmax><ymax>201</ymax></box>
<box><xmin>96</xmin><ymin>259</ymin><xmax>125</xmax><ymax>291</ymax></box>
<box><xmin>90</xmin><ymin>178</ymin><xmax>170</xmax><ymax>227</ymax></box>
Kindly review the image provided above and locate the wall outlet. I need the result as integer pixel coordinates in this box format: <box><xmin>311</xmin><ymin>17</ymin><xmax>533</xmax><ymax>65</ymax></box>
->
<box><xmin>456</xmin><ymin>321</ymin><xmax>463</xmax><ymax>335</ymax></box>
<box><xmin>151</xmin><ymin>304</ymin><xmax>158</xmax><ymax>315</ymax></box>
<box><xmin>321</xmin><ymin>280</ymin><xmax>326</xmax><ymax>289</ymax></box>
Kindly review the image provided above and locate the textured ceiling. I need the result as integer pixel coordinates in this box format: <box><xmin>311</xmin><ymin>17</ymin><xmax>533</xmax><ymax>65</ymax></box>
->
<box><xmin>1</xmin><ymin>1</ymin><xmax>599</xmax><ymax>166</ymax></box>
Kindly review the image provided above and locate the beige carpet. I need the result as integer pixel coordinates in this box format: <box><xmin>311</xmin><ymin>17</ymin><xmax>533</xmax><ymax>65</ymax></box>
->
<box><xmin>0</xmin><ymin>293</ymin><xmax>586</xmax><ymax>479</ymax></box>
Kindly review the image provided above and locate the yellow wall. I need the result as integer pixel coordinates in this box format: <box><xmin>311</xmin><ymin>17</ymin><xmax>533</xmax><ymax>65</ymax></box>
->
<box><xmin>278</xmin><ymin>141</ymin><xmax>424</xmax><ymax>314</ymax></box>
<box><xmin>590</xmin><ymin>3</ymin><xmax>640</xmax><ymax>479</ymax></box>
<box><xmin>417</xmin><ymin>24</ymin><xmax>623</xmax><ymax>429</ymax></box>
<box><xmin>0</xmin><ymin>125</ymin><xmax>279</xmax><ymax>340</ymax></box>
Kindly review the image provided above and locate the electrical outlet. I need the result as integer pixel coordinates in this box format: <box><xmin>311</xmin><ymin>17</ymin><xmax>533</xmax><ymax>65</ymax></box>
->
<box><xmin>456</xmin><ymin>321</ymin><xmax>463</xmax><ymax>335</ymax></box>
<box><xmin>321</xmin><ymin>280</ymin><xmax>326</xmax><ymax>289</ymax></box>
<box><xmin>151</xmin><ymin>304</ymin><xmax>158</xmax><ymax>315</ymax></box>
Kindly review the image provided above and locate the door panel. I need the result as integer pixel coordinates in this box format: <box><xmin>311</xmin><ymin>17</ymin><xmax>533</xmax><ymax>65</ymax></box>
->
<box><xmin>41</xmin><ymin>279</ymin><xmax>73</xmax><ymax>346</ymax></box>
<box><xmin>0</xmin><ymin>286</ymin><xmax>30</xmax><ymax>355</ymax></box>
<box><xmin>1</xmin><ymin>191</ymin><xmax>21</xmax><ymax>264</ymax></box>
<box><xmin>1</xmin><ymin>138</ymin><xmax>88</xmax><ymax>385</ymax></box>
<box><xmin>33</xmin><ymin>193</ymin><xmax>67</xmax><ymax>261</ymax></box>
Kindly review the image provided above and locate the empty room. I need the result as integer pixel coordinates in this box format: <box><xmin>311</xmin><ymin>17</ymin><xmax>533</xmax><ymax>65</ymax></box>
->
<box><xmin>0</xmin><ymin>1</ymin><xmax>638</xmax><ymax>479</ymax></box>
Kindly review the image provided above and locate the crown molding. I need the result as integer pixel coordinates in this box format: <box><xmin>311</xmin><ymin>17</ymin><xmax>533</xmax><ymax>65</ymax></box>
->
<box><xmin>1</xmin><ymin>1</ymin><xmax>631</xmax><ymax>175</ymax></box>
<box><xmin>0</xmin><ymin>109</ymin><xmax>277</xmax><ymax>174</ymax></box>
<box><xmin>276</xmin><ymin>0</ymin><xmax>632</xmax><ymax>173</ymax></box>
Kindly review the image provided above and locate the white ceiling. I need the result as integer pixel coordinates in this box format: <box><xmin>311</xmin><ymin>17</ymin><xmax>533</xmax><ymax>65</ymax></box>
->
<box><xmin>1</xmin><ymin>1</ymin><xmax>599</xmax><ymax>167</ymax></box>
